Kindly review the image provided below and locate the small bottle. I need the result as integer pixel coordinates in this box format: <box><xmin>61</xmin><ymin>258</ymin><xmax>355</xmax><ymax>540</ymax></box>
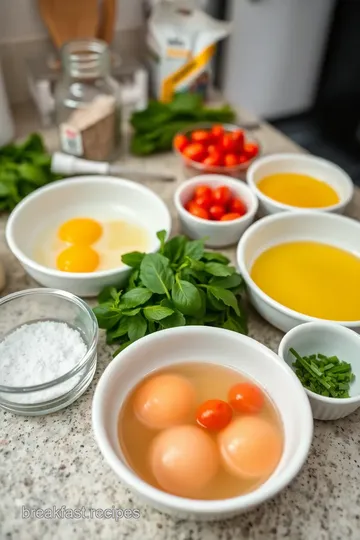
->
<box><xmin>55</xmin><ymin>39</ymin><xmax>121</xmax><ymax>162</ymax></box>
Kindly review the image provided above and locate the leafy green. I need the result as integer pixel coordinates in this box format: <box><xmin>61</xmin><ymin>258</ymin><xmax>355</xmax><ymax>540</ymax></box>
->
<box><xmin>0</xmin><ymin>133</ymin><xmax>61</xmax><ymax>211</ymax></box>
<box><xmin>94</xmin><ymin>231</ymin><xmax>248</xmax><ymax>356</ymax></box>
<box><xmin>130</xmin><ymin>92</ymin><xmax>236</xmax><ymax>156</ymax></box>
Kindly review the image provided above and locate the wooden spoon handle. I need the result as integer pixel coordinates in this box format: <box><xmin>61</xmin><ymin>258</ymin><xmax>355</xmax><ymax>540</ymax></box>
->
<box><xmin>97</xmin><ymin>0</ymin><xmax>117</xmax><ymax>44</ymax></box>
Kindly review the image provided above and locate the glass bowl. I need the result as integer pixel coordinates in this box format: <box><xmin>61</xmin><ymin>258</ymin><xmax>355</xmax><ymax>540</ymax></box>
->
<box><xmin>173</xmin><ymin>123</ymin><xmax>262</xmax><ymax>179</ymax></box>
<box><xmin>0</xmin><ymin>288</ymin><xmax>98</xmax><ymax>416</ymax></box>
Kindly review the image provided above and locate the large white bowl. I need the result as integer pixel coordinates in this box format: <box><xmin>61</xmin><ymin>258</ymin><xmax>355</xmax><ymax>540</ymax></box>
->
<box><xmin>247</xmin><ymin>153</ymin><xmax>354</xmax><ymax>216</ymax></box>
<box><xmin>174</xmin><ymin>174</ymin><xmax>258</xmax><ymax>248</ymax></box>
<box><xmin>279</xmin><ymin>322</ymin><xmax>360</xmax><ymax>421</ymax></box>
<box><xmin>92</xmin><ymin>326</ymin><xmax>313</xmax><ymax>521</ymax></box>
<box><xmin>237</xmin><ymin>211</ymin><xmax>360</xmax><ymax>333</ymax></box>
<box><xmin>6</xmin><ymin>176</ymin><xmax>171</xmax><ymax>297</ymax></box>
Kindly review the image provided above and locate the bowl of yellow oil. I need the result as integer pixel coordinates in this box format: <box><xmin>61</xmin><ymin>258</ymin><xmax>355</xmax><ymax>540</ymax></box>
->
<box><xmin>247</xmin><ymin>153</ymin><xmax>353</xmax><ymax>216</ymax></box>
<box><xmin>237</xmin><ymin>211</ymin><xmax>360</xmax><ymax>332</ymax></box>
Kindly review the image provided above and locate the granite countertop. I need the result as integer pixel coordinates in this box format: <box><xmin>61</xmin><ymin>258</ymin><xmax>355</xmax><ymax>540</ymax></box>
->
<box><xmin>1</xmin><ymin>105</ymin><xmax>360</xmax><ymax>540</ymax></box>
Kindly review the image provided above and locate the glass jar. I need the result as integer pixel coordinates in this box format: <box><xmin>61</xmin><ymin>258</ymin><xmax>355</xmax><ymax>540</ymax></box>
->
<box><xmin>55</xmin><ymin>39</ymin><xmax>122</xmax><ymax>162</ymax></box>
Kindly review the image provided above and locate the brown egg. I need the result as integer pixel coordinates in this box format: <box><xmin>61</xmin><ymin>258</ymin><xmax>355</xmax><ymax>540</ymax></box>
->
<box><xmin>218</xmin><ymin>416</ymin><xmax>282</xmax><ymax>480</ymax></box>
<box><xmin>133</xmin><ymin>374</ymin><xmax>196</xmax><ymax>430</ymax></box>
<box><xmin>150</xmin><ymin>425</ymin><xmax>219</xmax><ymax>498</ymax></box>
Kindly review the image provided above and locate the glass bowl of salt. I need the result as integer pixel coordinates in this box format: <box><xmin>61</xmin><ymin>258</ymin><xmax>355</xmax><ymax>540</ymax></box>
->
<box><xmin>0</xmin><ymin>288</ymin><xmax>98</xmax><ymax>415</ymax></box>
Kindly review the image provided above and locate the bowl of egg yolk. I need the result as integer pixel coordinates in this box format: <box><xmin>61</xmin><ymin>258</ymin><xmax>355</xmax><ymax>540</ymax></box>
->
<box><xmin>247</xmin><ymin>153</ymin><xmax>354</xmax><ymax>216</ymax></box>
<box><xmin>92</xmin><ymin>326</ymin><xmax>313</xmax><ymax>520</ymax></box>
<box><xmin>6</xmin><ymin>176</ymin><xmax>171</xmax><ymax>297</ymax></box>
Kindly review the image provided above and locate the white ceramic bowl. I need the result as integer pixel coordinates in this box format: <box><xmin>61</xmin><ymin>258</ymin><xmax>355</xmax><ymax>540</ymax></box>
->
<box><xmin>6</xmin><ymin>176</ymin><xmax>171</xmax><ymax>297</ymax></box>
<box><xmin>237</xmin><ymin>211</ymin><xmax>360</xmax><ymax>333</ymax></box>
<box><xmin>92</xmin><ymin>326</ymin><xmax>313</xmax><ymax>521</ymax></box>
<box><xmin>278</xmin><ymin>322</ymin><xmax>360</xmax><ymax>420</ymax></box>
<box><xmin>247</xmin><ymin>153</ymin><xmax>354</xmax><ymax>216</ymax></box>
<box><xmin>174</xmin><ymin>174</ymin><xmax>258</xmax><ymax>248</ymax></box>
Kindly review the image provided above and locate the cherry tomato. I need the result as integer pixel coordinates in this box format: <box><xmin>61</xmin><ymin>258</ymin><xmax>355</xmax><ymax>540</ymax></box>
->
<box><xmin>188</xmin><ymin>202</ymin><xmax>209</xmax><ymax>220</ymax></box>
<box><xmin>194</xmin><ymin>184</ymin><xmax>212</xmax><ymax>199</ymax></box>
<box><xmin>244</xmin><ymin>142</ymin><xmax>259</xmax><ymax>159</ymax></box>
<box><xmin>224</xmin><ymin>153</ymin><xmax>238</xmax><ymax>167</ymax></box>
<box><xmin>183</xmin><ymin>143</ymin><xmax>206</xmax><ymax>162</ymax></box>
<box><xmin>207</xmin><ymin>144</ymin><xmax>218</xmax><ymax>155</ymax></box>
<box><xmin>173</xmin><ymin>134</ymin><xmax>189</xmax><ymax>152</ymax></box>
<box><xmin>211</xmin><ymin>124</ymin><xmax>225</xmax><ymax>139</ymax></box>
<box><xmin>195</xmin><ymin>193</ymin><xmax>212</xmax><ymax>210</ymax></box>
<box><xmin>229</xmin><ymin>197</ymin><xmax>247</xmax><ymax>216</ymax></box>
<box><xmin>228</xmin><ymin>382</ymin><xmax>264</xmax><ymax>413</ymax></box>
<box><xmin>196</xmin><ymin>399</ymin><xmax>233</xmax><ymax>430</ymax></box>
<box><xmin>191</xmin><ymin>129</ymin><xmax>211</xmax><ymax>144</ymax></box>
<box><xmin>203</xmin><ymin>153</ymin><xmax>222</xmax><ymax>168</ymax></box>
<box><xmin>231</xmin><ymin>129</ymin><xmax>245</xmax><ymax>152</ymax></box>
<box><xmin>221</xmin><ymin>133</ymin><xmax>235</xmax><ymax>153</ymax></box>
<box><xmin>212</xmin><ymin>185</ymin><xmax>232</xmax><ymax>206</ymax></box>
<box><xmin>209</xmin><ymin>204</ymin><xmax>226</xmax><ymax>221</ymax></box>
<box><xmin>220</xmin><ymin>213</ymin><xmax>242</xmax><ymax>221</ymax></box>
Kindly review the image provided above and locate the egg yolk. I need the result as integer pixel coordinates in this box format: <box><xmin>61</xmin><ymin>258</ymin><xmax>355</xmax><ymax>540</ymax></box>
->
<box><xmin>133</xmin><ymin>374</ymin><xmax>196</xmax><ymax>430</ymax></box>
<box><xmin>218</xmin><ymin>416</ymin><xmax>282</xmax><ymax>480</ymax></box>
<box><xmin>150</xmin><ymin>425</ymin><xmax>219</xmax><ymax>498</ymax></box>
<box><xmin>58</xmin><ymin>218</ymin><xmax>103</xmax><ymax>245</ymax></box>
<box><xmin>56</xmin><ymin>245</ymin><xmax>99</xmax><ymax>273</ymax></box>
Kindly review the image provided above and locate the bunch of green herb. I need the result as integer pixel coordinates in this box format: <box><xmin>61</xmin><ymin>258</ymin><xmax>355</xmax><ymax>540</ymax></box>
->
<box><xmin>290</xmin><ymin>348</ymin><xmax>355</xmax><ymax>398</ymax></box>
<box><xmin>130</xmin><ymin>92</ymin><xmax>236</xmax><ymax>156</ymax></box>
<box><xmin>0</xmin><ymin>133</ymin><xmax>60</xmax><ymax>211</ymax></box>
<box><xmin>94</xmin><ymin>231</ymin><xmax>247</xmax><ymax>356</ymax></box>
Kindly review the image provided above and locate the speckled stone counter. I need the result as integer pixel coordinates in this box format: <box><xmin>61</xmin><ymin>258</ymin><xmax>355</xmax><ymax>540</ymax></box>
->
<box><xmin>1</xmin><ymin>105</ymin><xmax>360</xmax><ymax>540</ymax></box>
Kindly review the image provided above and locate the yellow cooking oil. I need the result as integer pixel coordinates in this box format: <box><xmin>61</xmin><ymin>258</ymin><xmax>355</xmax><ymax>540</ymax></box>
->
<box><xmin>257</xmin><ymin>173</ymin><xmax>340</xmax><ymax>208</ymax></box>
<box><xmin>251</xmin><ymin>241</ymin><xmax>360</xmax><ymax>321</ymax></box>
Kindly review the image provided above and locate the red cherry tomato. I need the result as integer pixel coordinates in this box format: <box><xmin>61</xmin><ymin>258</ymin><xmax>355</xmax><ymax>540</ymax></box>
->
<box><xmin>195</xmin><ymin>193</ymin><xmax>212</xmax><ymax>210</ymax></box>
<box><xmin>244</xmin><ymin>142</ymin><xmax>259</xmax><ymax>159</ymax></box>
<box><xmin>229</xmin><ymin>197</ymin><xmax>247</xmax><ymax>216</ymax></box>
<box><xmin>173</xmin><ymin>134</ymin><xmax>189</xmax><ymax>152</ymax></box>
<box><xmin>203</xmin><ymin>153</ymin><xmax>222</xmax><ymax>168</ymax></box>
<box><xmin>188</xmin><ymin>202</ymin><xmax>209</xmax><ymax>220</ymax></box>
<box><xmin>194</xmin><ymin>184</ymin><xmax>212</xmax><ymax>200</ymax></box>
<box><xmin>209</xmin><ymin>204</ymin><xmax>226</xmax><ymax>221</ymax></box>
<box><xmin>211</xmin><ymin>124</ymin><xmax>225</xmax><ymax>139</ymax></box>
<box><xmin>207</xmin><ymin>144</ymin><xmax>218</xmax><ymax>155</ymax></box>
<box><xmin>231</xmin><ymin>129</ymin><xmax>245</xmax><ymax>152</ymax></box>
<box><xmin>220</xmin><ymin>213</ymin><xmax>242</xmax><ymax>221</ymax></box>
<box><xmin>196</xmin><ymin>399</ymin><xmax>233</xmax><ymax>430</ymax></box>
<box><xmin>228</xmin><ymin>382</ymin><xmax>264</xmax><ymax>413</ymax></box>
<box><xmin>221</xmin><ymin>133</ymin><xmax>235</xmax><ymax>153</ymax></box>
<box><xmin>191</xmin><ymin>129</ymin><xmax>211</xmax><ymax>144</ymax></box>
<box><xmin>212</xmin><ymin>185</ymin><xmax>232</xmax><ymax>206</ymax></box>
<box><xmin>183</xmin><ymin>143</ymin><xmax>206</xmax><ymax>162</ymax></box>
<box><xmin>238</xmin><ymin>154</ymin><xmax>249</xmax><ymax>164</ymax></box>
<box><xmin>224</xmin><ymin>153</ymin><xmax>238</xmax><ymax>167</ymax></box>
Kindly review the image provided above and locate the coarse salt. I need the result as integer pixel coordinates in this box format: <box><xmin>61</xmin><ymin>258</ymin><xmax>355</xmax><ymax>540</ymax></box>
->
<box><xmin>0</xmin><ymin>321</ymin><xmax>87</xmax><ymax>403</ymax></box>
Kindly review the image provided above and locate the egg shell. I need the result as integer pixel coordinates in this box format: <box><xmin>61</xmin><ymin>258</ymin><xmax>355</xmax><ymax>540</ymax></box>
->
<box><xmin>150</xmin><ymin>425</ymin><xmax>219</xmax><ymax>498</ymax></box>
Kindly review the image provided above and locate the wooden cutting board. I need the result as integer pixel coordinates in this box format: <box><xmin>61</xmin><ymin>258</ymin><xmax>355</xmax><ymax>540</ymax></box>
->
<box><xmin>97</xmin><ymin>0</ymin><xmax>117</xmax><ymax>44</ymax></box>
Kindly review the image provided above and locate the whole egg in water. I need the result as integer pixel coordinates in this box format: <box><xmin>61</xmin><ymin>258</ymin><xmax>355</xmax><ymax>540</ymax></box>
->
<box><xmin>149</xmin><ymin>425</ymin><xmax>219</xmax><ymax>498</ymax></box>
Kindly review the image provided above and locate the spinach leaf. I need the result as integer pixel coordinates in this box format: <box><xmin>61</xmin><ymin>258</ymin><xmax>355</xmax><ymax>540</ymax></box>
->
<box><xmin>120</xmin><ymin>287</ymin><xmax>152</xmax><ymax>308</ymax></box>
<box><xmin>121</xmin><ymin>251</ymin><xmax>145</xmax><ymax>268</ymax></box>
<box><xmin>164</xmin><ymin>235</ymin><xmax>187</xmax><ymax>264</ymax></box>
<box><xmin>202</xmin><ymin>252</ymin><xmax>230</xmax><ymax>264</ymax></box>
<box><xmin>143</xmin><ymin>305</ymin><xmax>174</xmax><ymax>321</ymax></box>
<box><xmin>204</xmin><ymin>262</ymin><xmax>235</xmax><ymax>277</ymax></box>
<box><xmin>210</xmin><ymin>274</ymin><xmax>244</xmax><ymax>290</ymax></box>
<box><xmin>128</xmin><ymin>314</ymin><xmax>148</xmax><ymax>341</ymax></box>
<box><xmin>172</xmin><ymin>279</ymin><xmax>202</xmax><ymax>315</ymax></box>
<box><xmin>208</xmin><ymin>286</ymin><xmax>240</xmax><ymax>316</ymax></box>
<box><xmin>156</xmin><ymin>230</ymin><xmax>167</xmax><ymax>253</ymax></box>
<box><xmin>184</xmin><ymin>239</ymin><xmax>204</xmax><ymax>261</ymax></box>
<box><xmin>93</xmin><ymin>306</ymin><xmax>121</xmax><ymax>330</ymax></box>
<box><xmin>140</xmin><ymin>253</ymin><xmax>174</xmax><ymax>295</ymax></box>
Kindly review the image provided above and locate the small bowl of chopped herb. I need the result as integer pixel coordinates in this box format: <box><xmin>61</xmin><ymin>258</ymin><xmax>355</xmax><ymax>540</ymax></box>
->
<box><xmin>278</xmin><ymin>322</ymin><xmax>360</xmax><ymax>420</ymax></box>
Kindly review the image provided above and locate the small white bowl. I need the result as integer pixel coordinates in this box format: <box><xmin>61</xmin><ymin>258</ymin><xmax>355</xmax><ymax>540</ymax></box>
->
<box><xmin>237</xmin><ymin>211</ymin><xmax>360</xmax><ymax>333</ymax></box>
<box><xmin>247</xmin><ymin>153</ymin><xmax>354</xmax><ymax>216</ymax></box>
<box><xmin>174</xmin><ymin>174</ymin><xmax>258</xmax><ymax>248</ymax></box>
<box><xmin>278</xmin><ymin>322</ymin><xmax>360</xmax><ymax>420</ymax></box>
<box><xmin>92</xmin><ymin>326</ymin><xmax>313</xmax><ymax>521</ymax></box>
<box><xmin>6</xmin><ymin>176</ymin><xmax>171</xmax><ymax>297</ymax></box>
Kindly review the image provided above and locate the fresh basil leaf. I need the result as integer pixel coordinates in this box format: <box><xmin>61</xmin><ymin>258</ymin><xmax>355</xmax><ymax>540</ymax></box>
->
<box><xmin>98</xmin><ymin>286</ymin><xmax>120</xmax><ymax>305</ymax></box>
<box><xmin>120</xmin><ymin>287</ymin><xmax>152</xmax><ymax>308</ymax></box>
<box><xmin>156</xmin><ymin>230</ymin><xmax>167</xmax><ymax>253</ymax></box>
<box><xmin>106</xmin><ymin>318</ymin><xmax>129</xmax><ymax>343</ymax></box>
<box><xmin>143</xmin><ymin>305</ymin><xmax>174</xmax><ymax>321</ymax></box>
<box><xmin>184</xmin><ymin>239</ymin><xmax>204</xmax><ymax>261</ymax></box>
<box><xmin>121</xmin><ymin>251</ymin><xmax>145</xmax><ymax>268</ymax></box>
<box><xmin>210</xmin><ymin>274</ymin><xmax>244</xmax><ymax>290</ymax></box>
<box><xmin>204</xmin><ymin>311</ymin><xmax>221</xmax><ymax>323</ymax></box>
<box><xmin>164</xmin><ymin>235</ymin><xmax>187</xmax><ymax>264</ymax></box>
<box><xmin>208</xmin><ymin>286</ymin><xmax>240</xmax><ymax>316</ymax></box>
<box><xmin>122</xmin><ymin>307</ymin><xmax>141</xmax><ymax>316</ymax></box>
<box><xmin>93</xmin><ymin>306</ymin><xmax>121</xmax><ymax>329</ymax></box>
<box><xmin>202</xmin><ymin>252</ymin><xmax>230</xmax><ymax>264</ymax></box>
<box><xmin>186</xmin><ymin>317</ymin><xmax>204</xmax><ymax>326</ymax></box>
<box><xmin>206</xmin><ymin>290</ymin><xmax>226</xmax><ymax>311</ymax></box>
<box><xmin>128</xmin><ymin>313</ymin><xmax>147</xmax><ymax>341</ymax></box>
<box><xmin>196</xmin><ymin>288</ymin><xmax>207</xmax><ymax>318</ymax></box>
<box><xmin>128</xmin><ymin>269</ymin><xmax>140</xmax><ymax>289</ymax></box>
<box><xmin>140</xmin><ymin>253</ymin><xmax>174</xmax><ymax>294</ymax></box>
<box><xmin>204</xmin><ymin>262</ymin><xmax>235</xmax><ymax>277</ymax></box>
<box><xmin>18</xmin><ymin>163</ymin><xmax>47</xmax><ymax>186</ymax></box>
<box><xmin>113</xmin><ymin>341</ymin><xmax>131</xmax><ymax>357</ymax></box>
<box><xmin>172</xmin><ymin>279</ymin><xmax>202</xmax><ymax>316</ymax></box>
<box><xmin>159</xmin><ymin>309</ymin><xmax>186</xmax><ymax>328</ymax></box>
<box><xmin>223</xmin><ymin>314</ymin><xmax>247</xmax><ymax>335</ymax></box>
<box><xmin>187</xmin><ymin>257</ymin><xmax>205</xmax><ymax>271</ymax></box>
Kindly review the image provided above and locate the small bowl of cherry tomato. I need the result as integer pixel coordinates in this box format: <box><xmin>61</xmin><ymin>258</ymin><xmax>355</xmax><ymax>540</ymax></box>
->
<box><xmin>173</xmin><ymin>123</ymin><xmax>261</xmax><ymax>179</ymax></box>
<box><xmin>174</xmin><ymin>174</ymin><xmax>258</xmax><ymax>247</ymax></box>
